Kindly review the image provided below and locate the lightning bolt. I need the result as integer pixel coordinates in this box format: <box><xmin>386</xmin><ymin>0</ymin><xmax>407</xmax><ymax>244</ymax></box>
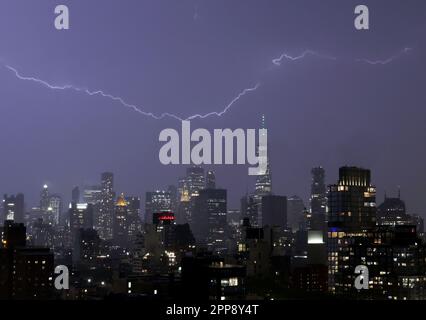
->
<box><xmin>272</xmin><ymin>48</ymin><xmax>413</xmax><ymax>66</ymax></box>
<box><xmin>185</xmin><ymin>83</ymin><xmax>260</xmax><ymax>120</ymax></box>
<box><xmin>355</xmin><ymin>47</ymin><xmax>413</xmax><ymax>65</ymax></box>
<box><xmin>272</xmin><ymin>50</ymin><xmax>337</xmax><ymax>66</ymax></box>
<box><xmin>3</xmin><ymin>46</ymin><xmax>413</xmax><ymax>122</ymax></box>
<box><xmin>4</xmin><ymin>65</ymin><xmax>259</xmax><ymax>121</ymax></box>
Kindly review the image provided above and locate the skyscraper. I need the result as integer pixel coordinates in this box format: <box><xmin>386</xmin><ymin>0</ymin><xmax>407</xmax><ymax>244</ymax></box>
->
<box><xmin>327</xmin><ymin>166</ymin><xmax>377</xmax><ymax>293</ymax></box>
<box><xmin>69</xmin><ymin>203</ymin><xmax>94</xmax><ymax>236</ymax></box>
<box><xmin>206</xmin><ymin>170</ymin><xmax>216</xmax><ymax>189</ymax></box>
<box><xmin>145</xmin><ymin>190</ymin><xmax>172</xmax><ymax>224</ymax></box>
<box><xmin>248</xmin><ymin>115</ymin><xmax>272</xmax><ymax>227</ymax></box>
<box><xmin>241</xmin><ymin>194</ymin><xmax>259</xmax><ymax>227</ymax></box>
<box><xmin>83</xmin><ymin>185</ymin><xmax>102</xmax><ymax>204</ymax></box>
<box><xmin>177</xmin><ymin>166</ymin><xmax>205</xmax><ymax>225</ymax></box>
<box><xmin>377</xmin><ymin>194</ymin><xmax>407</xmax><ymax>226</ymax></box>
<box><xmin>167</xmin><ymin>185</ymin><xmax>178</xmax><ymax>217</ymax></box>
<box><xmin>125</xmin><ymin>196</ymin><xmax>142</xmax><ymax>241</ymax></box>
<box><xmin>72</xmin><ymin>186</ymin><xmax>80</xmax><ymax>203</ymax></box>
<box><xmin>48</xmin><ymin>194</ymin><xmax>62</xmax><ymax>225</ymax></box>
<box><xmin>40</xmin><ymin>184</ymin><xmax>50</xmax><ymax>214</ymax></box>
<box><xmin>185</xmin><ymin>166</ymin><xmax>205</xmax><ymax>197</ymax></box>
<box><xmin>69</xmin><ymin>202</ymin><xmax>94</xmax><ymax>262</ymax></box>
<box><xmin>328</xmin><ymin>167</ymin><xmax>376</xmax><ymax>232</ymax></box>
<box><xmin>254</xmin><ymin>115</ymin><xmax>272</xmax><ymax>199</ymax></box>
<box><xmin>287</xmin><ymin>195</ymin><xmax>305</xmax><ymax>231</ymax></box>
<box><xmin>98</xmin><ymin>172</ymin><xmax>115</xmax><ymax>240</ymax></box>
<box><xmin>310</xmin><ymin>167</ymin><xmax>327</xmax><ymax>215</ymax></box>
<box><xmin>193</xmin><ymin>188</ymin><xmax>227</xmax><ymax>253</ymax></box>
<box><xmin>114</xmin><ymin>193</ymin><xmax>129</xmax><ymax>247</ymax></box>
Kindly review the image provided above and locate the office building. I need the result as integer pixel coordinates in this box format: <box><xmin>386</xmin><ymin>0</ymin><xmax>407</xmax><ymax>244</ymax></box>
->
<box><xmin>193</xmin><ymin>189</ymin><xmax>227</xmax><ymax>253</ymax></box>
<box><xmin>327</xmin><ymin>166</ymin><xmax>377</xmax><ymax>294</ymax></box>
<box><xmin>145</xmin><ymin>191</ymin><xmax>172</xmax><ymax>224</ymax></box>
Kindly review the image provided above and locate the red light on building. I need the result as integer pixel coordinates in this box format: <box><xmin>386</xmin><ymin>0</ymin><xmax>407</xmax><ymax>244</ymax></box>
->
<box><xmin>153</xmin><ymin>211</ymin><xmax>175</xmax><ymax>224</ymax></box>
<box><xmin>159</xmin><ymin>215</ymin><xmax>175</xmax><ymax>221</ymax></box>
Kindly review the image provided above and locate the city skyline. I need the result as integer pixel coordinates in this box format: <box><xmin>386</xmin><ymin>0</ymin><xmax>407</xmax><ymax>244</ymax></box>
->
<box><xmin>1</xmin><ymin>158</ymin><xmax>414</xmax><ymax>217</ymax></box>
<box><xmin>0</xmin><ymin>0</ymin><xmax>426</xmax><ymax>304</ymax></box>
<box><xmin>2</xmin><ymin>160</ymin><xmax>425</xmax><ymax>300</ymax></box>
<box><xmin>0</xmin><ymin>0</ymin><xmax>425</xmax><ymax>214</ymax></box>
<box><xmin>2</xmin><ymin>163</ymin><xmax>419</xmax><ymax>226</ymax></box>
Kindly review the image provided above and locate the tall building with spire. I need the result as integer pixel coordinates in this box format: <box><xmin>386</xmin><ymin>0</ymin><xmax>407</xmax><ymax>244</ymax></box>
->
<box><xmin>242</xmin><ymin>115</ymin><xmax>272</xmax><ymax>227</ymax></box>
<box><xmin>114</xmin><ymin>193</ymin><xmax>129</xmax><ymax>247</ymax></box>
<box><xmin>177</xmin><ymin>166</ymin><xmax>205</xmax><ymax>225</ymax></box>
<box><xmin>40</xmin><ymin>184</ymin><xmax>50</xmax><ymax>214</ymax></box>
<box><xmin>254</xmin><ymin>115</ymin><xmax>272</xmax><ymax>198</ymax></box>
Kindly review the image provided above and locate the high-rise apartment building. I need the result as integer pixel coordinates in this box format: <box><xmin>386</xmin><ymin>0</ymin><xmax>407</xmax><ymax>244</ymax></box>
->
<box><xmin>98</xmin><ymin>172</ymin><xmax>115</xmax><ymax>240</ymax></box>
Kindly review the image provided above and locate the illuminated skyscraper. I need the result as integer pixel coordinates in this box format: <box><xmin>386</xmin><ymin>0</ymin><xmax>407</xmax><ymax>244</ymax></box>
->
<box><xmin>328</xmin><ymin>167</ymin><xmax>376</xmax><ymax>232</ymax></box>
<box><xmin>246</xmin><ymin>115</ymin><xmax>272</xmax><ymax>227</ymax></box>
<box><xmin>40</xmin><ymin>184</ymin><xmax>50</xmax><ymax>214</ymax></box>
<box><xmin>98</xmin><ymin>172</ymin><xmax>115</xmax><ymax>240</ymax></box>
<box><xmin>254</xmin><ymin>115</ymin><xmax>272</xmax><ymax>198</ymax></box>
<box><xmin>145</xmin><ymin>190</ymin><xmax>172</xmax><ymax>224</ymax></box>
<box><xmin>185</xmin><ymin>166</ymin><xmax>205</xmax><ymax>197</ymax></box>
<box><xmin>327</xmin><ymin>166</ymin><xmax>377</xmax><ymax>293</ymax></box>
<box><xmin>125</xmin><ymin>196</ymin><xmax>142</xmax><ymax>240</ymax></box>
<box><xmin>376</xmin><ymin>191</ymin><xmax>409</xmax><ymax>227</ymax></box>
<box><xmin>177</xmin><ymin>166</ymin><xmax>205</xmax><ymax>224</ymax></box>
<box><xmin>114</xmin><ymin>193</ymin><xmax>129</xmax><ymax>247</ymax></box>
<box><xmin>177</xmin><ymin>184</ymin><xmax>191</xmax><ymax>224</ymax></box>
<box><xmin>48</xmin><ymin>194</ymin><xmax>62</xmax><ymax>225</ymax></box>
<box><xmin>69</xmin><ymin>202</ymin><xmax>94</xmax><ymax>246</ymax></box>
<box><xmin>83</xmin><ymin>185</ymin><xmax>102</xmax><ymax>205</ymax></box>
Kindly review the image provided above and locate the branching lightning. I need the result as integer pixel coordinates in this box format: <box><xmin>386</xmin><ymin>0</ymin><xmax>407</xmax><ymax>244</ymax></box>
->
<box><xmin>272</xmin><ymin>47</ymin><xmax>413</xmax><ymax>66</ymax></box>
<box><xmin>355</xmin><ymin>47</ymin><xmax>412</xmax><ymax>65</ymax></box>
<box><xmin>3</xmin><ymin>46</ymin><xmax>413</xmax><ymax>122</ymax></box>
<box><xmin>185</xmin><ymin>83</ymin><xmax>260</xmax><ymax>120</ymax></box>
<box><xmin>272</xmin><ymin>50</ymin><xmax>337</xmax><ymax>66</ymax></box>
<box><xmin>4</xmin><ymin>65</ymin><xmax>260</xmax><ymax>121</ymax></box>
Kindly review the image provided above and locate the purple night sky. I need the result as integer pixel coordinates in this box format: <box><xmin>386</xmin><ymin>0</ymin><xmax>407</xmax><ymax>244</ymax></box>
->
<box><xmin>0</xmin><ymin>0</ymin><xmax>425</xmax><ymax>214</ymax></box>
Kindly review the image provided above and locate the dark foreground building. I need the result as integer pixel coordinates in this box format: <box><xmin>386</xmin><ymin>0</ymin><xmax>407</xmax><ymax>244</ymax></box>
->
<box><xmin>0</xmin><ymin>221</ymin><xmax>54</xmax><ymax>299</ymax></box>
<box><xmin>181</xmin><ymin>253</ymin><xmax>246</xmax><ymax>300</ymax></box>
